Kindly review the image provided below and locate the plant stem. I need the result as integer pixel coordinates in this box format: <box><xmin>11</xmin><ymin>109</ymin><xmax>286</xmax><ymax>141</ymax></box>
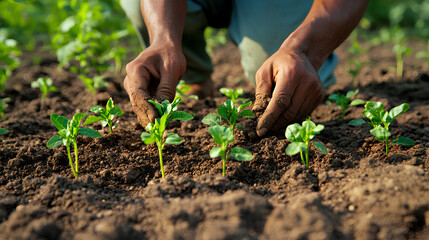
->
<box><xmin>397</xmin><ymin>57</ymin><xmax>403</xmax><ymax>78</ymax></box>
<box><xmin>73</xmin><ymin>139</ymin><xmax>79</xmax><ymax>174</ymax></box>
<box><xmin>66</xmin><ymin>144</ymin><xmax>78</xmax><ymax>178</ymax></box>
<box><xmin>158</xmin><ymin>143</ymin><xmax>165</xmax><ymax>178</ymax></box>
<box><xmin>1</xmin><ymin>112</ymin><xmax>5</xmax><ymax>121</ymax></box>
<box><xmin>222</xmin><ymin>154</ymin><xmax>226</xmax><ymax>177</ymax></box>
<box><xmin>385</xmin><ymin>136</ymin><xmax>389</xmax><ymax>155</ymax></box>
<box><xmin>109</xmin><ymin>122</ymin><xmax>113</xmax><ymax>134</ymax></box>
<box><xmin>300</xmin><ymin>151</ymin><xmax>305</xmax><ymax>166</ymax></box>
<box><xmin>305</xmin><ymin>149</ymin><xmax>309</xmax><ymax>168</ymax></box>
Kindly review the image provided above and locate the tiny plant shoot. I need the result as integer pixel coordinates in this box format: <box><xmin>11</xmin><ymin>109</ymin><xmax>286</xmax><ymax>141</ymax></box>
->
<box><xmin>140</xmin><ymin>96</ymin><xmax>194</xmax><ymax>178</ymax></box>
<box><xmin>328</xmin><ymin>89</ymin><xmax>365</xmax><ymax>123</ymax></box>
<box><xmin>79</xmin><ymin>75</ymin><xmax>108</xmax><ymax>96</ymax></box>
<box><xmin>203</xmin><ymin>88</ymin><xmax>255</xmax><ymax>132</ymax></box>
<box><xmin>416</xmin><ymin>40</ymin><xmax>429</xmax><ymax>70</ymax></box>
<box><xmin>349</xmin><ymin>101</ymin><xmax>414</xmax><ymax>154</ymax></box>
<box><xmin>47</xmin><ymin>113</ymin><xmax>102</xmax><ymax>178</ymax></box>
<box><xmin>347</xmin><ymin>41</ymin><xmax>367</xmax><ymax>87</ymax></box>
<box><xmin>31</xmin><ymin>77</ymin><xmax>58</xmax><ymax>107</ymax></box>
<box><xmin>0</xmin><ymin>97</ymin><xmax>10</xmax><ymax>121</ymax></box>
<box><xmin>176</xmin><ymin>80</ymin><xmax>198</xmax><ymax>100</ymax></box>
<box><xmin>209</xmin><ymin>125</ymin><xmax>253</xmax><ymax>176</ymax></box>
<box><xmin>84</xmin><ymin>98</ymin><xmax>124</xmax><ymax>134</ymax></box>
<box><xmin>285</xmin><ymin>118</ymin><xmax>327</xmax><ymax>168</ymax></box>
<box><xmin>393</xmin><ymin>42</ymin><xmax>412</xmax><ymax>79</ymax></box>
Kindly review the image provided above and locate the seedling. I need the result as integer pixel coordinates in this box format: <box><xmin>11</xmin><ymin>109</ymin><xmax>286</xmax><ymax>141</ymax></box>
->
<box><xmin>220</xmin><ymin>88</ymin><xmax>248</xmax><ymax>104</ymax></box>
<box><xmin>79</xmin><ymin>75</ymin><xmax>108</xmax><ymax>96</ymax></box>
<box><xmin>349</xmin><ymin>101</ymin><xmax>414</xmax><ymax>154</ymax></box>
<box><xmin>203</xmin><ymin>88</ymin><xmax>255</xmax><ymax>132</ymax></box>
<box><xmin>347</xmin><ymin>41</ymin><xmax>367</xmax><ymax>87</ymax></box>
<box><xmin>176</xmin><ymin>80</ymin><xmax>198</xmax><ymax>100</ymax></box>
<box><xmin>84</xmin><ymin>98</ymin><xmax>124</xmax><ymax>134</ymax></box>
<box><xmin>0</xmin><ymin>128</ymin><xmax>8</xmax><ymax>135</ymax></box>
<box><xmin>0</xmin><ymin>38</ymin><xmax>21</xmax><ymax>92</ymax></box>
<box><xmin>416</xmin><ymin>40</ymin><xmax>429</xmax><ymax>70</ymax></box>
<box><xmin>393</xmin><ymin>42</ymin><xmax>412</xmax><ymax>79</ymax></box>
<box><xmin>327</xmin><ymin>89</ymin><xmax>365</xmax><ymax>123</ymax></box>
<box><xmin>209</xmin><ymin>125</ymin><xmax>253</xmax><ymax>176</ymax></box>
<box><xmin>140</xmin><ymin>96</ymin><xmax>194</xmax><ymax>178</ymax></box>
<box><xmin>285</xmin><ymin>118</ymin><xmax>328</xmax><ymax>168</ymax></box>
<box><xmin>0</xmin><ymin>97</ymin><xmax>10</xmax><ymax>121</ymax></box>
<box><xmin>31</xmin><ymin>77</ymin><xmax>58</xmax><ymax>107</ymax></box>
<box><xmin>47</xmin><ymin>113</ymin><xmax>102</xmax><ymax>178</ymax></box>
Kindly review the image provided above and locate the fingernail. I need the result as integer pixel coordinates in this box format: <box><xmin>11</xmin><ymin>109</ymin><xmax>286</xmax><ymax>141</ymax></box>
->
<box><xmin>257</xmin><ymin>127</ymin><xmax>267</xmax><ymax>137</ymax></box>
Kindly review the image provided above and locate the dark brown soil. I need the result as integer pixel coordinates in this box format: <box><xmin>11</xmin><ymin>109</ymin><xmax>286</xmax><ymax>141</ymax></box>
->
<box><xmin>0</xmin><ymin>40</ymin><xmax>428</xmax><ymax>240</ymax></box>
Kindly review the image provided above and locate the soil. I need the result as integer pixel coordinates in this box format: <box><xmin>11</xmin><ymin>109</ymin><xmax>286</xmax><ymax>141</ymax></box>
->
<box><xmin>0</xmin><ymin>39</ymin><xmax>428</xmax><ymax>240</ymax></box>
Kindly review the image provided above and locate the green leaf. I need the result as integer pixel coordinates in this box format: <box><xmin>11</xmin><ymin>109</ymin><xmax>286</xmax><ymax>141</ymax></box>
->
<box><xmin>169</xmin><ymin>111</ymin><xmax>194</xmax><ymax>122</ymax></box>
<box><xmin>285</xmin><ymin>142</ymin><xmax>307</xmax><ymax>156</ymax></box>
<box><xmin>0</xmin><ymin>128</ymin><xmax>8</xmax><ymax>135</ymax></box>
<box><xmin>328</xmin><ymin>93</ymin><xmax>339</xmax><ymax>102</ymax></box>
<box><xmin>345</xmin><ymin>89</ymin><xmax>359</xmax><ymax>99</ymax></box>
<box><xmin>50</xmin><ymin>114</ymin><xmax>68</xmax><ymax>131</ymax></box>
<box><xmin>313</xmin><ymin>142</ymin><xmax>328</xmax><ymax>154</ymax></box>
<box><xmin>84</xmin><ymin>115</ymin><xmax>101</xmax><ymax>125</ymax></box>
<box><xmin>110</xmin><ymin>106</ymin><xmax>124</xmax><ymax>117</ymax></box>
<box><xmin>47</xmin><ymin>135</ymin><xmax>64</xmax><ymax>148</ymax></box>
<box><xmin>71</xmin><ymin>113</ymin><xmax>88</xmax><ymax>128</ymax></box>
<box><xmin>238</xmin><ymin>109</ymin><xmax>255</xmax><ymax>118</ymax></box>
<box><xmin>312</xmin><ymin>124</ymin><xmax>325</xmax><ymax>133</ymax></box>
<box><xmin>141</xmin><ymin>132</ymin><xmax>155</xmax><ymax>145</ymax></box>
<box><xmin>285</xmin><ymin>123</ymin><xmax>302</xmax><ymax>142</ymax></box>
<box><xmin>78</xmin><ymin>128</ymin><xmax>102</xmax><ymax>138</ymax></box>
<box><xmin>392</xmin><ymin>136</ymin><xmax>414</xmax><ymax>147</ymax></box>
<box><xmin>106</xmin><ymin>98</ymin><xmax>114</xmax><ymax>112</ymax></box>
<box><xmin>238</xmin><ymin>101</ymin><xmax>252</xmax><ymax>111</ymax></box>
<box><xmin>350</xmin><ymin>99</ymin><xmax>365</xmax><ymax>106</ymax></box>
<box><xmin>218</xmin><ymin>105</ymin><xmax>229</xmax><ymax>120</ymax></box>
<box><xmin>228</xmin><ymin>147</ymin><xmax>253</xmax><ymax>161</ymax></box>
<box><xmin>370</xmin><ymin>126</ymin><xmax>391</xmax><ymax>141</ymax></box>
<box><xmin>165</xmin><ymin>133</ymin><xmax>182</xmax><ymax>145</ymax></box>
<box><xmin>348</xmin><ymin>119</ymin><xmax>366</xmax><ymax>126</ymax></box>
<box><xmin>202</xmin><ymin>113</ymin><xmax>221</xmax><ymax>126</ymax></box>
<box><xmin>210</xmin><ymin>146</ymin><xmax>222</xmax><ymax>158</ymax></box>
<box><xmin>388</xmin><ymin>103</ymin><xmax>409</xmax><ymax>121</ymax></box>
<box><xmin>209</xmin><ymin>125</ymin><xmax>233</xmax><ymax>145</ymax></box>
<box><xmin>90</xmin><ymin>105</ymin><xmax>106</xmax><ymax>114</ymax></box>
<box><xmin>148</xmin><ymin>100</ymin><xmax>164</xmax><ymax>115</ymax></box>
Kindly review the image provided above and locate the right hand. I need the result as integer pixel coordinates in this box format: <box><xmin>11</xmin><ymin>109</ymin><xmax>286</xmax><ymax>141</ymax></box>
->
<box><xmin>124</xmin><ymin>42</ymin><xmax>186</xmax><ymax>128</ymax></box>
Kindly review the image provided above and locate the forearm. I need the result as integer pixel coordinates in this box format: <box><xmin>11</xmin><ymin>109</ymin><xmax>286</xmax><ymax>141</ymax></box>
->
<box><xmin>280</xmin><ymin>0</ymin><xmax>369</xmax><ymax>70</ymax></box>
<box><xmin>141</xmin><ymin>0</ymin><xmax>187</xmax><ymax>47</ymax></box>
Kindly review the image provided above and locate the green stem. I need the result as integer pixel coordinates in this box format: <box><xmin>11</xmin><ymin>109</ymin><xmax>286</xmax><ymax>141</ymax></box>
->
<box><xmin>1</xmin><ymin>112</ymin><xmax>5</xmax><ymax>121</ymax></box>
<box><xmin>300</xmin><ymin>151</ymin><xmax>305</xmax><ymax>166</ymax></box>
<box><xmin>305</xmin><ymin>142</ymin><xmax>309</xmax><ymax>168</ymax></box>
<box><xmin>108</xmin><ymin>122</ymin><xmax>113</xmax><ymax>134</ymax></box>
<box><xmin>397</xmin><ymin>57</ymin><xmax>403</xmax><ymax>78</ymax></box>
<box><xmin>73</xmin><ymin>139</ymin><xmax>79</xmax><ymax>174</ymax></box>
<box><xmin>157</xmin><ymin>143</ymin><xmax>165</xmax><ymax>178</ymax></box>
<box><xmin>66</xmin><ymin>144</ymin><xmax>78</xmax><ymax>178</ymax></box>
<box><xmin>222</xmin><ymin>144</ymin><xmax>227</xmax><ymax>176</ymax></box>
<box><xmin>385</xmin><ymin>136</ymin><xmax>389</xmax><ymax>155</ymax></box>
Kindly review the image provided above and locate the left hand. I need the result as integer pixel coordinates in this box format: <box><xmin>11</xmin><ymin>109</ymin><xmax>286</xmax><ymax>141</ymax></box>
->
<box><xmin>252</xmin><ymin>50</ymin><xmax>324</xmax><ymax>137</ymax></box>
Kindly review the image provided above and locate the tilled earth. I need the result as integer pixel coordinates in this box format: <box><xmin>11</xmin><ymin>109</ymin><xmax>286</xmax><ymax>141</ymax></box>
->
<box><xmin>0</xmin><ymin>41</ymin><xmax>428</xmax><ymax>240</ymax></box>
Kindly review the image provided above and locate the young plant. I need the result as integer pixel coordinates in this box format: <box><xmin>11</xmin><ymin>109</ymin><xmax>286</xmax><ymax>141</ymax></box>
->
<box><xmin>84</xmin><ymin>98</ymin><xmax>124</xmax><ymax>134</ymax></box>
<box><xmin>31</xmin><ymin>77</ymin><xmax>58</xmax><ymax>107</ymax></box>
<box><xmin>209</xmin><ymin>125</ymin><xmax>253</xmax><ymax>176</ymax></box>
<box><xmin>416</xmin><ymin>40</ymin><xmax>429</xmax><ymax>70</ymax></box>
<box><xmin>347</xmin><ymin>41</ymin><xmax>367</xmax><ymax>87</ymax></box>
<box><xmin>285</xmin><ymin>118</ymin><xmax>328</xmax><ymax>168</ymax></box>
<box><xmin>349</xmin><ymin>101</ymin><xmax>414</xmax><ymax>154</ymax></box>
<box><xmin>47</xmin><ymin>113</ymin><xmax>102</xmax><ymax>178</ymax></box>
<box><xmin>79</xmin><ymin>75</ymin><xmax>108</xmax><ymax>96</ymax></box>
<box><xmin>220</xmin><ymin>88</ymin><xmax>247</xmax><ymax>104</ymax></box>
<box><xmin>176</xmin><ymin>80</ymin><xmax>198</xmax><ymax>100</ymax></box>
<box><xmin>0</xmin><ymin>97</ymin><xmax>10</xmax><ymax>121</ymax></box>
<box><xmin>393</xmin><ymin>42</ymin><xmax>412</xmax><ymax>79</ymax></box>
<box><xmin>0</xmin><ymin>38</ymin><xmax>21</xmax><ymax>92</ymax></box>
<box><xmin>0</xmin><ymin>128</ymin><xmax>8</xmax><ymax>135</ymax></box>
<box><xmin>140</xmin><ymin>96</ymin><xmax>194</xmax><ymax>178</ymax></box>
<box><xmin>327</xmin><ymin>89</ymin><xmax>365</xmax><ymax>123</ymax></box>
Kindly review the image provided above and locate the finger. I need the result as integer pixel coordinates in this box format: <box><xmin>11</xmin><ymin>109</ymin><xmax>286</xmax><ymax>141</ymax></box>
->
<box><xmin>156</xmin><ymin>70</ymin><xmax>178</xmax><ymax>102</ymax></box>
<box><xmin>256</xmin><ymin>70</ymin><xmax>298</xmax><ymax>137</ymax></box>
<box><xmin>253</xmin><ymin>64</ymin><xmax>274</xmax><ymax>112</ymax></box>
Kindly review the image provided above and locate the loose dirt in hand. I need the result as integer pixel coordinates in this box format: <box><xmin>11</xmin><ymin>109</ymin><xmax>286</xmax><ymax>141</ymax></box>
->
<box><xmin>0</xmin><ymin>42</ymin><xmax>428</xmax><ymax>239</ymax></box>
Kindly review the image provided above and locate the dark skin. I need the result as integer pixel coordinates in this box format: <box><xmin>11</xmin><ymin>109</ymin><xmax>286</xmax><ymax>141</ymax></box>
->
<box><xmin>124</xmin><ymin>0</ymin><xmax>369</xmax><ymax>136</ymax></box>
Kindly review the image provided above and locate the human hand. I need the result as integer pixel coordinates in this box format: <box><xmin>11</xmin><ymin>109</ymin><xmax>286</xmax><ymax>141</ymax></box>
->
<box><xmin>252</xmin><ymin>50</ymin><xmax>324</xmax><ymax>137</ymax></box>
<box><xmin>124</xmin><ymin>43</ymin><xmax>186</xmax><ymax>128</ymax></box>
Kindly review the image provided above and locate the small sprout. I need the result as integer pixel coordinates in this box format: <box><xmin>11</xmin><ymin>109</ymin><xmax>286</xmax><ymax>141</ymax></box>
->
<box><xmin>0</xmin><ymin>97</ymin><xmax>10</xmax><ymax>121</ymax></box>
<box><xmin>416</xmin><ymin>40</ymin><xmax>429</xmax><ymax>70</ymax></box>
<box><xmin>140</xmin><ymin>96</ymin><xmax>194</xmax><ymax>178</ymax></box>
<box><xmin>327</xmin><ymin>89</ymin><xmax>365</xmax><ymax>123</ymax></box>
<box><xmin>31</xmin><ymin>77</ymin><xmax>58</xmax><ymax>107</ymax></box>
<box><xmin>203</xmin><ymin>88</ymin><xmax>255</xmax><ymax>132</ymax></box>
<box><xmin>0</xmin><ymin>128</ymin><xmax>8</xmax><ymax>135</ymax></box>
<box><xmin>47</xmin><ymin>113</ymin><xmax>102</xmax><ymax>178</ymax></box>
<box><xmin>209</xmin><ymin>125</ymin><xmax>253</xmax><ymax>176</ymax></box>
<box><xmin>176</xmin><ymin>80</ymin><xmax>198</xmax><ymax>100</ymax></box>
<box><xmin>349</xmin><ymin>101</ymin><xmax>414</xmax><ymax>154</ymax></box>
<box><xmin>347</xmin><ymin>41</ymin><xmax>367</xmax><ymax>87</ymax></box>
<box><xmin>285</xmin><ymin>118</ymin><xmax>327</xmax><ymax>168</ymax></box>
<box><xmin>393</xmin><ymin>42</ymin><xmax>412</xmax><ymax>79</ymax></box>
<box><xmin>84</xmin><ymin>98</ymin><xmax>124</xmax><ymax>134</ymax></box>
<box><xmin>79</xmin><ymin>75</ymin><xmax>108</xmax><ymax>96</ymax></box>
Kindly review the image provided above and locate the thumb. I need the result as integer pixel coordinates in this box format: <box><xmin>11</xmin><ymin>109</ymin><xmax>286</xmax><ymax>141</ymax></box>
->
<box><xmin>156</xmin><ymin>71</ymin><xmax>179</xmax><ymax>102</ymax></box>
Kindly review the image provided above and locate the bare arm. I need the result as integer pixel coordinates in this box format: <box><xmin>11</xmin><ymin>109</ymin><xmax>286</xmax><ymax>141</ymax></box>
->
<box><xmin>124</xmin><ymin>0</ymin><xmax>187</xmax><ymax>127</ymax></box>
<box><xmin>254</xmin><ymin>0</ymin><xmax>369</xmax><ymax>136</ymax></box>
